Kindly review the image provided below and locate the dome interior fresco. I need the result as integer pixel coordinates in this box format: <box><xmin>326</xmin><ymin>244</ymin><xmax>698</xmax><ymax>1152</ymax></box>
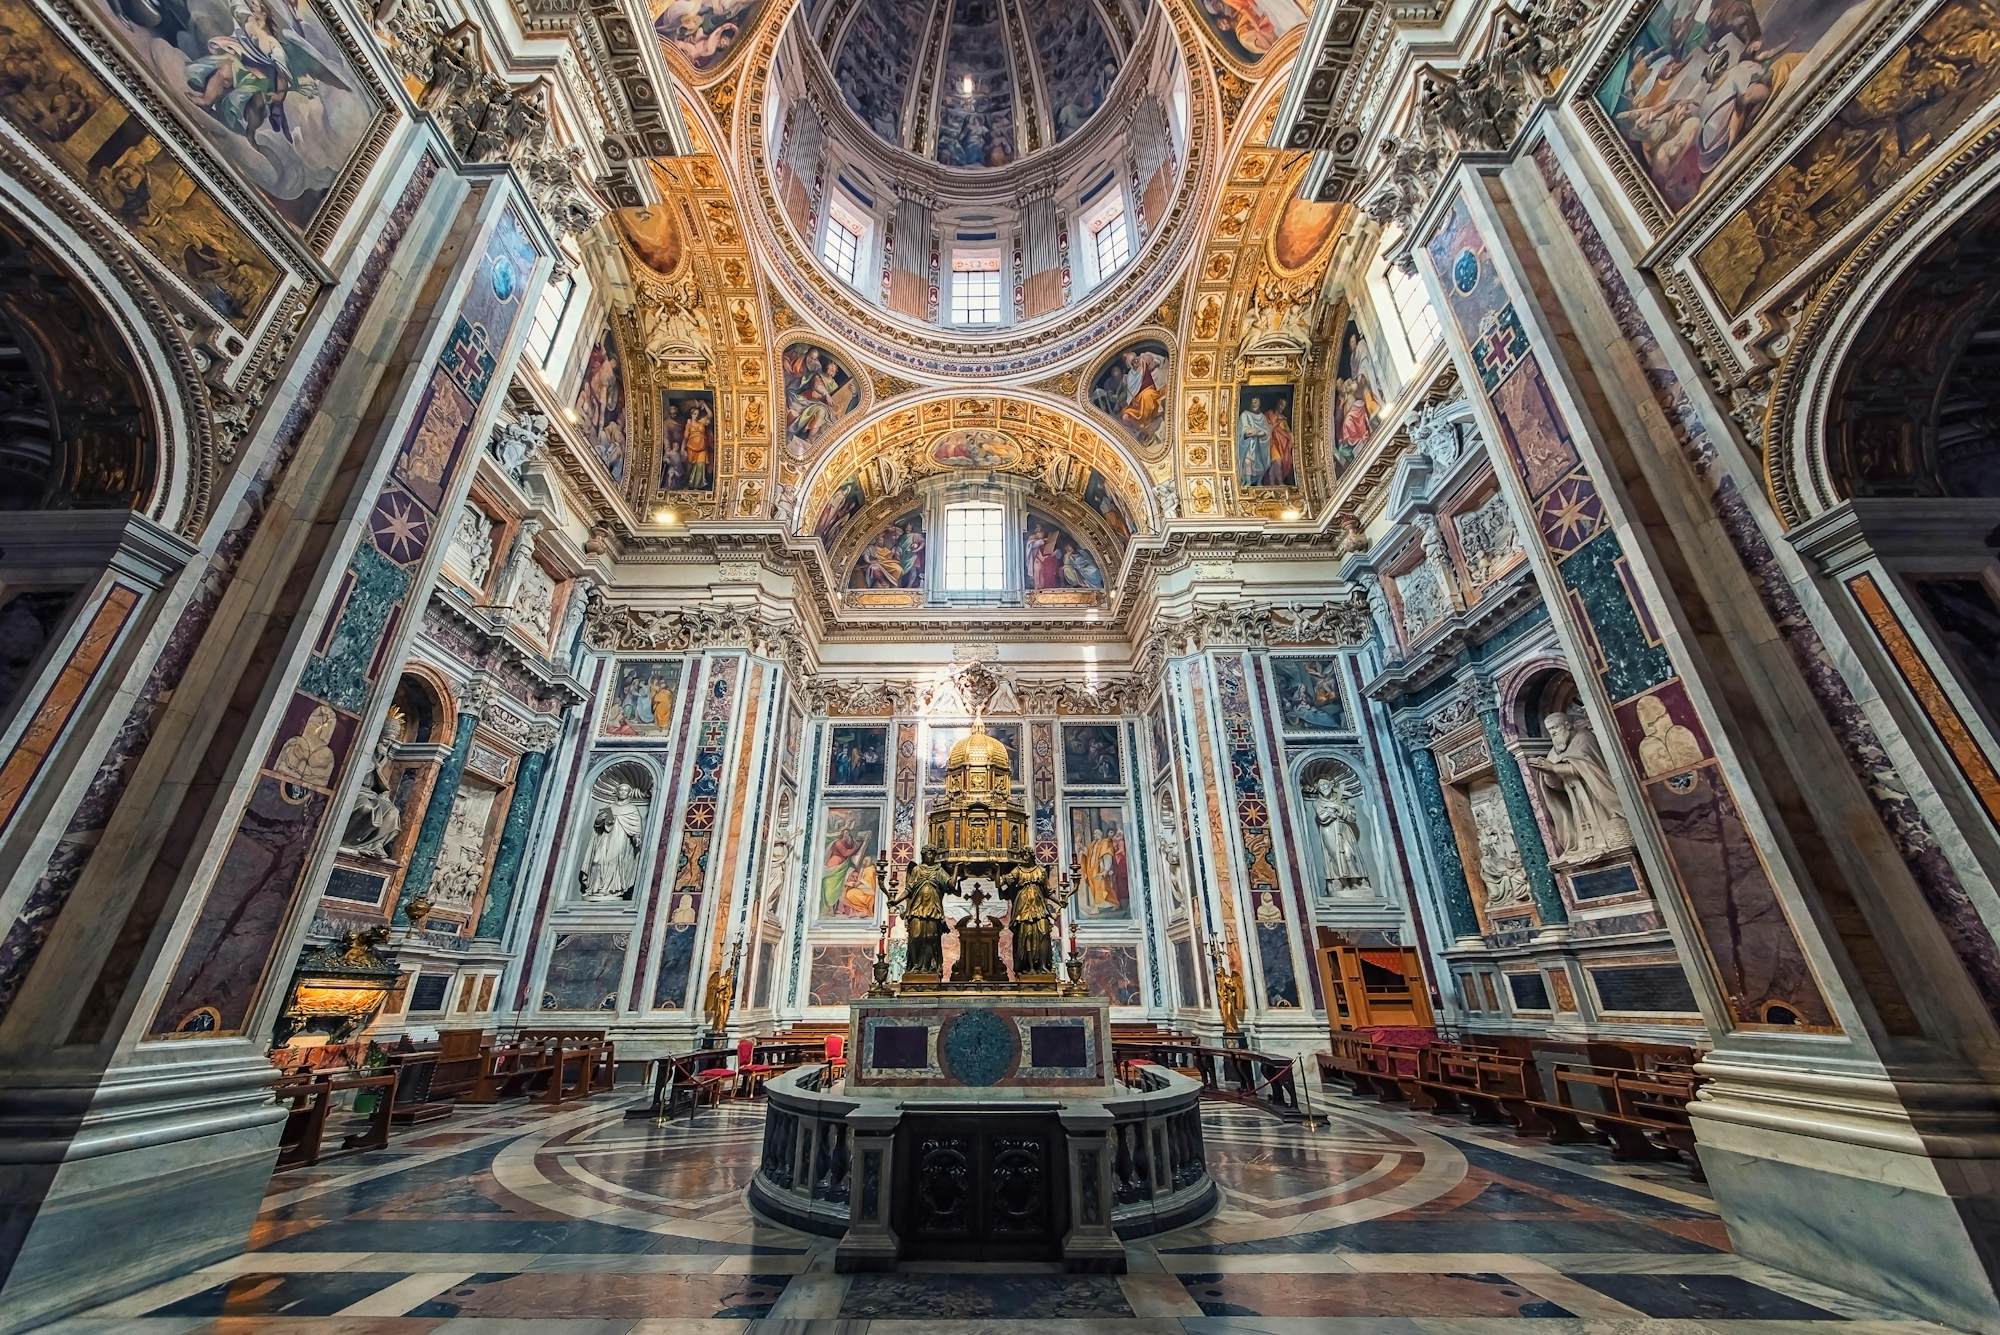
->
<box><xmin>814</xmin><ymin>0</ymin><xmax>1145</xmax><ymax>166</ymax></box>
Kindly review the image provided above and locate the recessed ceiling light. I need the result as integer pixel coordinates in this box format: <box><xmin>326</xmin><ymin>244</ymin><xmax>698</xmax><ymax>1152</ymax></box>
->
<box><xmin>562</xmin><ymin>406</ymin><xmax>581</xmax><ymax>424</ymax></box>
<box><xmin>1280</xmin><ymin>507</ymin><xmax>1301</xmax><ymax>522</ymax></box>
<box><xmin>652</xmin><ymin>507</ymin><xmax>678</xmax><ymax>525</ymax></box>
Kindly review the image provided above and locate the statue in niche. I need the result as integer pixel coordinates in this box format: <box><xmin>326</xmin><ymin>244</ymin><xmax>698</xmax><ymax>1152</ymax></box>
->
<box><xmin>578</xmin><ymin>782</ymin><xmax>644</xmax><ymax>900</ymax></box>
<box><xmin>1470</xmin><ymin>789</ymin><xmax>1532</xmax><ymax>912</ymax></box>
<box><xmin>1157</xmin><ymin>808</ymin><xmax>1189</xmax><ymax>916</ymax></box>
<box><xmin>1003</xmin><ymin>862</ymin><xmax>1074</xmax><ymax>977</ymax></box>
<box><xmin>890</xmin><ymin>845</ymin><xmax>952</xmax><ymax>976</ymax></box>
<box><xmin>1525</xmin><ymin>705</ymin><xmax>1632</xmax><ymax>863</ymax></box>
<box><xmin>340</xmin><ymin>719</ymin><xmax>406</xmax><ymax>860</ymax></box>
<box><xmin>1309</xmin><ymin>776</ymin><xmax>1371</xmax><ymax>895</ymax></box>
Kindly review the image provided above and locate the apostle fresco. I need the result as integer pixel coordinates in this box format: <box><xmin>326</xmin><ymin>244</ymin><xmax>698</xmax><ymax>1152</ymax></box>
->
<box><xmin>1237</xmin><ymin>386</ymin><xmax>1297</xmax><ymax>487</ymax></box>
<box><xmin>849</xmin><ymin>514</ymin><xmax>926</xmax><ymax>589</ymax></box>
<box><xmin>1090</xmin><ymin>341</ymin><xmax>1170</xmax><ymax>446</ymax></box>
<box><xmin>1024</xmin><ymin>516</ymin><xmax>1104</xmax><ymax>591</ymax></box>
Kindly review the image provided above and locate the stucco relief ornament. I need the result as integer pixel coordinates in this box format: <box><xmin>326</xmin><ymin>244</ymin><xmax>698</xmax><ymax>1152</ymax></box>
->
<box><xmin>641</xmin><ymin>278</ymin><xmax>710</xmax><ymax>368</ymax></box>
<box><xmin>1408</xmin><ymin>400</ymin><xmax>1465</xmax><ymax>467</ymax></box>
<box><xmin>1154</xmin><ymin>478</ymin><xmax>1180</xmax><ymax>520</ymax></box>
<box><xmin>489</xmin><ymin>412</ymin><xmax>549</xmax><ymax>480</ymax></box>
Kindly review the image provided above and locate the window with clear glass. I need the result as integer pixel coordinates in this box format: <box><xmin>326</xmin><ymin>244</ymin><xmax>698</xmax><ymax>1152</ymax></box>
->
<box><xmin>943</xmin><ymin>502</ymin><xmax>1006</xmax><ymax>591</ymax></box>
<box><xmin>526</xmin><ymin>270</ymin><xmax>576</xmax><ymax>367</ymax></box>
<box><xmin>951</xmin><ymin>251</ymin><xmax>1002</xmax><ymax>325</ymax></box>
<box><xmin>1090</xmin><ymin>211</ymin><xmax>1131</xmax><ymax>279</ymax></box>
<box><xmin>822</xmin><ymin>217</ymin><xmax>863</xmax><ymax>287</ymax></box>
<box><xmin>1381</xmin><ymin>227</ymin><xmax>1441</xmax><ymax>359</ymax></box>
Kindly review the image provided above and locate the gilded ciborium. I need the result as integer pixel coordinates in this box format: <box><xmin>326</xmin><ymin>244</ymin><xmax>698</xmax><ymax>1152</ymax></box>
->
<box><xmin>873</xmin><ymin>722</ymin><xmax>1079</xmax><ymax>993</ymax></box>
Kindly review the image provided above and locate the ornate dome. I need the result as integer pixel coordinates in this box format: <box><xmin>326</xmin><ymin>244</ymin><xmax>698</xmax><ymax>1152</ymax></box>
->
<box><xmin>815</xmin><ymin>0</ymin><xmax>1141</xmax><ymax>169</ymax></box>
<box><xmin>947</xmin><ymin>722</ymin><xmax>1014</xmax><ymax>775</ymax></box>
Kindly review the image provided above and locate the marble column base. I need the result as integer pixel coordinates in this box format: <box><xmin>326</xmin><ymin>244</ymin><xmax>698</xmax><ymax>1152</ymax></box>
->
<box><xmin>0</xmin><ymin>1047</ymin><xmax>283</xmax><ymax>1333</ymax></box>
<box><xmin>1692</xmin><ymin>1054</ymin><xmax>2000</xmax><ymax>1333</ymax></box>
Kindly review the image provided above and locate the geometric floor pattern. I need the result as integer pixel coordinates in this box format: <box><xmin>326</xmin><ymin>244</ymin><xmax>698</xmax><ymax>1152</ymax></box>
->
<box><xmin>48</xmin><ymin>1086</ymin><xmax>1945</xmax><ymax>1332</ymax></box>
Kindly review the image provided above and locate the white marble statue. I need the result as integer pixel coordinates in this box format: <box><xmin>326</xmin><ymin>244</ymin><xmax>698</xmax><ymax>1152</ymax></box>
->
<box><xmin>340</xmin><ymin>739</ymin><xmax>403</xmax><ymax>859</ymax></box>
<box><xmin>1309</xmin><ymin>776</ymin><xmax>1371</xmax><ymax>895</ymax></box>
<box><xmin>579</xmin><ymin>782</ymin><xmax>645</xmax><ymax>900</ymax></box>
<box><xmin>1525</xmin><ymin>706</ymin><xmax>1632</xmax><ymax>863</ymax></box>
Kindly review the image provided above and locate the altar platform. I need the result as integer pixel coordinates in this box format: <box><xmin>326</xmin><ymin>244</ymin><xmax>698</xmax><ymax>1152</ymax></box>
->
<box><xmin>746</xmin><ymin>993</ymin><xmax>1216</xmax><ymax>1273</ymax></box>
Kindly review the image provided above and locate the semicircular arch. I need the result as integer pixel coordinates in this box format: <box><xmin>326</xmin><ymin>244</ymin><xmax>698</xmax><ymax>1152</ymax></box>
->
<box><xmin>794</xmin><ymin>388</ymin><xmax>1160</xmax><ymax>542</ymax></box>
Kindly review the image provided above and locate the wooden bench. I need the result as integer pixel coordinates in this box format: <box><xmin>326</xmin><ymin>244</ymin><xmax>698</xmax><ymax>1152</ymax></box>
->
<box><xmin>273</xmin><ymin>1073</ymin><xmax>395</xmax><ymax>1168</ymax></box>
<box><xmin>429</xmin><ymin>1027</ymin><xmax>487</xmax><ymax>1100</ymax></box>
<box><xmin>386</xmin><ymin>1050</ymin><xmax>453</xmax><ymax>1125</ymax></box>
<box><xmin>509</xmin><ymin>1028</ymin><xmax>617</xmax><ymax>1093</ymax></box>
<box><xmin>1527</xmin><ymin>1065</ymin><xmax>1703</xmax><ymax>1179</ymax></box>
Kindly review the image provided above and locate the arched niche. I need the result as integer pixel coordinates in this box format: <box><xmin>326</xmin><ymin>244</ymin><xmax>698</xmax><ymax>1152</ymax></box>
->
<box><xmin>1774</xmin><ymin>157</ymin><xmax>2000</xmax><ymax>854</ymax></box>
<box><xmin>1499</xmin><ymin>660</ymin><xmax>1636</xmax><ymax>875</ymax></box>
<box><xmin>563</xmin><ymin>756</ymin><xmax>661</xmax><ymax>907</ymax></box>
<box><xmin>0</xmin><ymin>190</ymin><xmax>207</xmax><ymax>777</ymax></box>
<box><xmin>1290</xmin><ymin>750</ymin><xmax>1385</xmax><ymax>904</ymax></box>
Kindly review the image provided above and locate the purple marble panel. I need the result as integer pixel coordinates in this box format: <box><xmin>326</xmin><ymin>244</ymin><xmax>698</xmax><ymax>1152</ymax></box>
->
<box><xmin>153</xmin><ymin>777</ymin><xmax>328</xmax><ymax>1034</ymax></box>
<box><xmin>1647</xmin><ymin>765</ymin><xmax>1834</xmax><ymax>1028</ymax></box>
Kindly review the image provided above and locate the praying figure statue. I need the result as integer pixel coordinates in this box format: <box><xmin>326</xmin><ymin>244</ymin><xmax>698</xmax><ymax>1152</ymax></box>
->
<box><xmin>340</xmin><ymin>739</ymin><xmax>404</xmax><ymax>860</ymax></box>
<box><xmin>892</xmin><ymin>845</ymin><xmax>952</xmax><ymax>976</ymax></box>
<box><xmin>578</xmin><ymin>782</ymin><xmax>644</xmax><ymax>899</ymax></box>
<box><xmin>1309</xmin><ymin>776</ymin><xmax>1370</xmax><ymax>894</ymax></box>
<box><xmin>1003</xmin><ymin>862</ymin><xmax>1073</xmax><ymax>978</ymax></box>
<box><xmin>1525</xmin><ymin>706</ymin><xmax>1632</xmax><ymax>864</ymax></box>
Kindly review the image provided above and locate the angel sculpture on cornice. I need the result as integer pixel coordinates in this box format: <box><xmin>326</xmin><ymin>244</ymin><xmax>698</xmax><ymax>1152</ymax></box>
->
<box><xmin>641</xmin><ymin>278</ymin><xmax>710</xmax><ymax>367</ymax></box>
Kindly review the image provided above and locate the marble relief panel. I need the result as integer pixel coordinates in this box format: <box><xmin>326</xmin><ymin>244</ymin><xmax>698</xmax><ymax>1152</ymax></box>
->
<box><xmin>1451</xmin><ymin>486</ymin><xmax>1523</xmax><ymax>592</ymax></box>
<box><xmin>1393</xmin><ymin>561</ymin><xmax>1450</xmax><ymax>642</ymax></box>
<box><xmin>428</xmin><ymin>783</ymin><xmax>499</xmax><ymax>915</ymax></box>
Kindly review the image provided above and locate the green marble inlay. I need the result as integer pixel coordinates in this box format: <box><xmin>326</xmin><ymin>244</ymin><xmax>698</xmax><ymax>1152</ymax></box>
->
<box><xmin>1481</xmin><ymin>708</ymin><xmax>1565</xmax><ymax>925</ymax></box>
<box><xmin>477</xmin><ymin>747</ymin><xmax>551</xmax><ymax>939</ymax></box>
<box><xmin>1558</xmin><ymin>532</ymin><xmax>1673</xmax><ymax>701</ymax></box>
<box><xmin>396</xmin><ymin>708</ymin><xmax>478</xmax><ymax>911</ymax></box>
<box><xmin>299</xmin><ymin>543</ymin><xmax>413</xmax><ymax>712</ymax></box>
<box><xmin>1404</xmin><ymin>744</ymin><xmax>1480</xmax><ymax>939</ymax></box>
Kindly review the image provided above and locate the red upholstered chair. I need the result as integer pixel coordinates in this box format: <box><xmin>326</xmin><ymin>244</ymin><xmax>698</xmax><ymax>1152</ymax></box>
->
<box><xmin>824</xmin><ymin>1033</ymin><xmax>846</xmax><ymax>1081</ymax></box>
<box><xmin>692</xmin><ymin>1056</ymin><xmax>734</xmax><ymax>1108</ymax></box>
<box><xmin>735</xmin><ymin>1038</ymin><xmax>777</xmax><ymax>1099</ymax></box>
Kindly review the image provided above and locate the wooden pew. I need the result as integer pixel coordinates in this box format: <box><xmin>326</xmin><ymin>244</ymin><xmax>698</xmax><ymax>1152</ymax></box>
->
<box><xmin>508</xmin><ymin>1029</ymin><xmax>617</xmax><ymax>1093</ymax></box>
<box><xmin>386</xmin><ymin>1050</ymin><xmax>453</xmax><ymax>1125</ymax></box>
<box><xmin>429</xmin><ymin>1028</ymin><xmax>487</xmax><ymax>1100</ymax></box>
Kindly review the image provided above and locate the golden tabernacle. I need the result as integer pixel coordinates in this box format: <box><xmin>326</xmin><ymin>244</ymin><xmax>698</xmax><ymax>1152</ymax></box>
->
<box><xmin>876</xmin><ymin>721</ymin><xmax>1082</xmax><ymax>994</ymax></box>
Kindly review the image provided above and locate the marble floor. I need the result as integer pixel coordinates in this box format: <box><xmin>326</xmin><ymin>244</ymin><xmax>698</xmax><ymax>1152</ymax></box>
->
<box><xmin>47</xmin><ymin>1084</ymin><xmax>1947</xmax><ymax>1334</ymax></box>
